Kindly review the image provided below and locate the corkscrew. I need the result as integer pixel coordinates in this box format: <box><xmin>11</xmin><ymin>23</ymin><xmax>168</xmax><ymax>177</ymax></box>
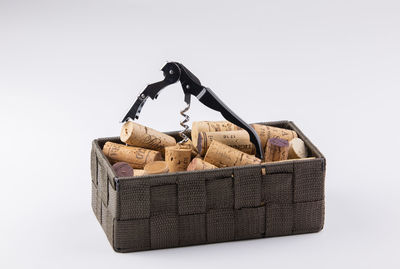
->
<box><xmin>122</xmin><ymin>62</ymin><xmax>264</xmax><ymax>159</ymax></box>
<box><xmin>178</xmin><ymin>96</ymin><xmax>191</xmax><ymax>144</ymax></box>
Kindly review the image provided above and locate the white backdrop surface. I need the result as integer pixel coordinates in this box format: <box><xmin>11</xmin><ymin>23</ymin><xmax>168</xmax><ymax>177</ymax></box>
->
<box><xmin>1</xmin><ymin>0</ymin><xmax>399</xmax><ymax>268</ymax></box>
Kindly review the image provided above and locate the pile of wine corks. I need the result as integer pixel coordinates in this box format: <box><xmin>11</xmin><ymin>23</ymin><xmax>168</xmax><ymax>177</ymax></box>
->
<box><xmin>102</xmin><ymin>121</ymin><xmax>310</xmax><ymax>177</ymax></box>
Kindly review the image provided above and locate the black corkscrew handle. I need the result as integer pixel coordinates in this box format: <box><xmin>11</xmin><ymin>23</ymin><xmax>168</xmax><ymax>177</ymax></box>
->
<box><xmin>122</xmin><ymin>62</ymin><xmax>264</xmax><ymax>159</ymax></box>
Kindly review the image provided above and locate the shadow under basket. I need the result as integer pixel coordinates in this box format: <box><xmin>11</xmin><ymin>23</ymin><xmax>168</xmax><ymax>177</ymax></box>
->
<box><xmin>90</xmin><ymin>120</ymin><xmax>326</xmax><ymax>252</ymax></box>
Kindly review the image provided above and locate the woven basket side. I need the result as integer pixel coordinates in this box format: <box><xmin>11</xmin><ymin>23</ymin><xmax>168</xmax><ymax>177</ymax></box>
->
<box><xmin>111</xmin><ymin>160</ymin><xmax>324</xmax><ymax>252</ymax></box>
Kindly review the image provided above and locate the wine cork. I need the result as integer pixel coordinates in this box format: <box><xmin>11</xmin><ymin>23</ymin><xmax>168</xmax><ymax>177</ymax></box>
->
<box><xmin>133</xmin><ymin>169</ymin><xmax>146</xmax><ymax>176</ymax></box>
<box><xmin>182</xmin><ymin>139</ymin><xmax>199</xmax><ymax>157</ymax></box>
<box><xmin>187</xmin><ymin>158</ymin><xmax>217</xmax><ymax>171</ymax></box>
<box><xmin>204</xmin><ymin>140</ymin><xmax>261</xmax><ymax>168</ymax></box>
<box><xmin>288</xmin><ymin>138</ymin><xmax>308</xmax><ymax>159</ymax></box>
<box><xmin>165</xmin><ymin>145</ymin><xmax>192</xmax><ymax>172</ymax></box>
<box><xmin>197</xmin><ymin>130</ymin><xmax>255</xmax><ymax>156</ymax></box>
<box><xmin>191</xmin><ymin>121</ymin><xmax>241</xmax><ymax>149</ymax></box>
<box><xmin>112</xmin><ymin>162</ymin><xmax>134</xmax><ymax>177</ymax></box>
<box><xmin>264</xmin><ymin>138</ymin><xmax>290</xmax><ymax>162</ymax></box>
<box><xmin>103</xmin><ymin>142</ymin><xmax>162</xmax><ymax>169</ymax></box>
<box><xmin>120</xmin><ymin>121</ymin><xmax>176</xmax><ymax>154</ymax></box>
<box><xmin>251</xmin><ymin>124</ymin><xmax>298</xmax><ymax>149</ymax></box>
<box><xmin>144</xmin><ymin>161</ymin><xmax>169</xmax><ymax>175</ymax></box>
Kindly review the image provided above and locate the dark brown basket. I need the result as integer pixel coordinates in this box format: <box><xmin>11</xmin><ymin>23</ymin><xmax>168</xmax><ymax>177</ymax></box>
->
<box><xmin>90</xmin><ymin>120</ymin><xmax>326</xmax><ymax>252</ymax></box>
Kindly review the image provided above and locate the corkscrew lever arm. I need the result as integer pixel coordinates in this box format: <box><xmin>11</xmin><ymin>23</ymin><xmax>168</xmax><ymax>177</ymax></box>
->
<box><xmin>121</xmin><ymin>64</ymin><xmax>181</xmax><ymax>122</ymax></box>
<box><xmin>122</xmin><ymin>62</ymin><xmax>264</xmax><ymax>159</ymax></box>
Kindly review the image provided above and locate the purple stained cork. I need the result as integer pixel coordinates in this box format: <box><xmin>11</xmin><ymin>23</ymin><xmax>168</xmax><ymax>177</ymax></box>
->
<box><xmin>112</xmin><ymin>162</ymin><xmax>134</xmax><ymax>177</ymax></box>
<box><xmin>268</xmin><ymin>137</ymin><xmax>289</xmax><ymax>147</ymax></box>
<box><xmin>265</xmin><ymin>137</ymin><xmax>290</xmax><ymax>162</ymax></box>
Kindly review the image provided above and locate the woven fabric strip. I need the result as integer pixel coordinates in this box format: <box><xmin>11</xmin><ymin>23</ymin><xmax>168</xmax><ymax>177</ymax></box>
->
<box><xmin>119</xmin><ymin>180</ymin><xmax>150</xmax><ymax>220</ymax></box>
<box><xmin>234</xmin><ymin>167</ymin><xmax>262</xmax><ymax>209</ymax></box>
<box><xmin>294</xmin><ymin>160</ymin><xmax>325</xmax><ymax>202</ymax></box>
<box><xmin>207</xmin><ymin>209</ymin><xmax>235</xmax><ymax>243</ymax></box>
<box><xmin>235</xmin><ymin>207</ymin><xmax>265</xmax><ymax>240</ymax></box>
<box><xmin>98</xmin><ymin>164</ymin><xmax>109</xmax><ymax>206</ymax></box>
<box><xmin>114</xmin><ymin>219</ymin><xmax>150</xmax><ymax>251</ymax></box>
<box><xmin>294</xmin><ymin>200</ymin><xmax>325</xmax><ymax>233</ymax></box>
<box><xmin>108</xmin><ymin>182</ymin><xmax>117</xmax><ymax>217</ymax></box>
<box><xmin>178</xmin><ymin>214</ymin><xmax>206</xmax><ymax>246</ymax></box>
<box><xmin>90</xmin><ymin>146</ymin><xmax>98</xmax><ymax>185</ymax></box>
<box><xmin>262</xmin><ymin>161</ymin><xmax>293</xmax><ymax>174</ymax></box>
<box><xmin>262</xmin><ymin>173</ymin><xmax>293</xmax><ymax>203</ymax></box>
<box><xmin>101</xmin><ymin>203</ymin><xmax>114</xmax><ymax>246</ymax></box>
<box><xmin>206</xmin><ymin>177</ymin><xmax>233</xmax><ymax>209</ymax></box>
<box><xmin>178</xmin><ymin>174</ymin><xmax>206</xmax><ymax>215</ymax></box>
<box><xmin>91</xmin><ymin>183</ymin><xmax>101</xmax><ymax>224</ymax></box>
<box><xmin>150</xmin><ymin>184</ymin><xmax>177</xmax><ymax>215</ymax></box>
<box><xmin>265</xmin><ymin>203</ymin><xmax>293</xmax><ymax>237</ymax></box>
<box><xmin>150</xmin><ymin>213</ymin><xmax>179</xmax><ymax>249</ymax></box>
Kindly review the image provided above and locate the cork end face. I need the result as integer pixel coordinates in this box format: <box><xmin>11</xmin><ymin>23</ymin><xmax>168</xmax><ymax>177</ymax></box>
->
<box><xmin>102</xmin><ymin>141</ymin><xmax>112</xmax><ymax>155</ymax></box>
<box><xmin>133</xmin><ymin>169</ymin><xmax>146</xmax><ymax>176</ymax></box>
<box><xmin>268</xmin><ymin>137</ymin><xmax>289</xmax><ymax>147</ymax></box>
<box><xmin>165</xmin><ymin>145</ymin><xmax>192</xmax><ymax>172</ymax></box>
<box><xmin>144</xmin><ymin>161</ymin><xmax>169</xmax><ymax>175</ymax></box>
<box><xmin>120</xmin><ymin>121</ymin><xmax>133</xmax><ymax>143</ymax></box>
<box><xmin>186</xmin><ymin>158</ymin><xmax>200</xmax><ymax>171</ymax></box>
<box><xmin>188</xmin><ymin>158</ymin><xmax>218</xmax><ymax>171</ymax></box>
<box><xmin>112</xmin><ymin>162</ymin><xmax>134</xmax><ymax>177</ymax></box>
<box><xmin>289</xmin><ymin>138</ymin><xmax>308</xmax><ymax>159</ymax></box>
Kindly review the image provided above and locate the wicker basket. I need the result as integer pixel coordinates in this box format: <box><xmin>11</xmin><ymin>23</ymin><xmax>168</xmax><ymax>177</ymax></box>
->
<box><xmin>90</xmin><ymin>120</ymin><xmax>326</xmax><ymax>252</ymax></box>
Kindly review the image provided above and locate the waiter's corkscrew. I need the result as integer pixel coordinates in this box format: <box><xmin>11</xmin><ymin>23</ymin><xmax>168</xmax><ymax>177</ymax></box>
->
<box><xmin>122</xmin><ymin>62</ymin><xmax>264</xmax><ymax>159</ymax></box>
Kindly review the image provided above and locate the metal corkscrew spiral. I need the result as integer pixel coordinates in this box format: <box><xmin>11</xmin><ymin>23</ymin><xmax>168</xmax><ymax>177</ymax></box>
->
<box><xmin>178</xmin><ymin>102</ymin><xmax>191</xmax><ymax>144</ymax></box>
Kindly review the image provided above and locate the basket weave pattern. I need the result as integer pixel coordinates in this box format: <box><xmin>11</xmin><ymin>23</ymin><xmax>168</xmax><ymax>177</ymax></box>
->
<box><xmin>90</xmin><ymin>121</ymin><xmax>325</xmax><ymax>252</ymax></box>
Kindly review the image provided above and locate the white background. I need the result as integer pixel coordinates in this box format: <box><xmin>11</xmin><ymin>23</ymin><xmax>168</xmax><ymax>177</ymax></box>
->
<box><xmin>1</xmin><ymin>0</ymin><xmax>399</xmax><ymax>268</ymax></box>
